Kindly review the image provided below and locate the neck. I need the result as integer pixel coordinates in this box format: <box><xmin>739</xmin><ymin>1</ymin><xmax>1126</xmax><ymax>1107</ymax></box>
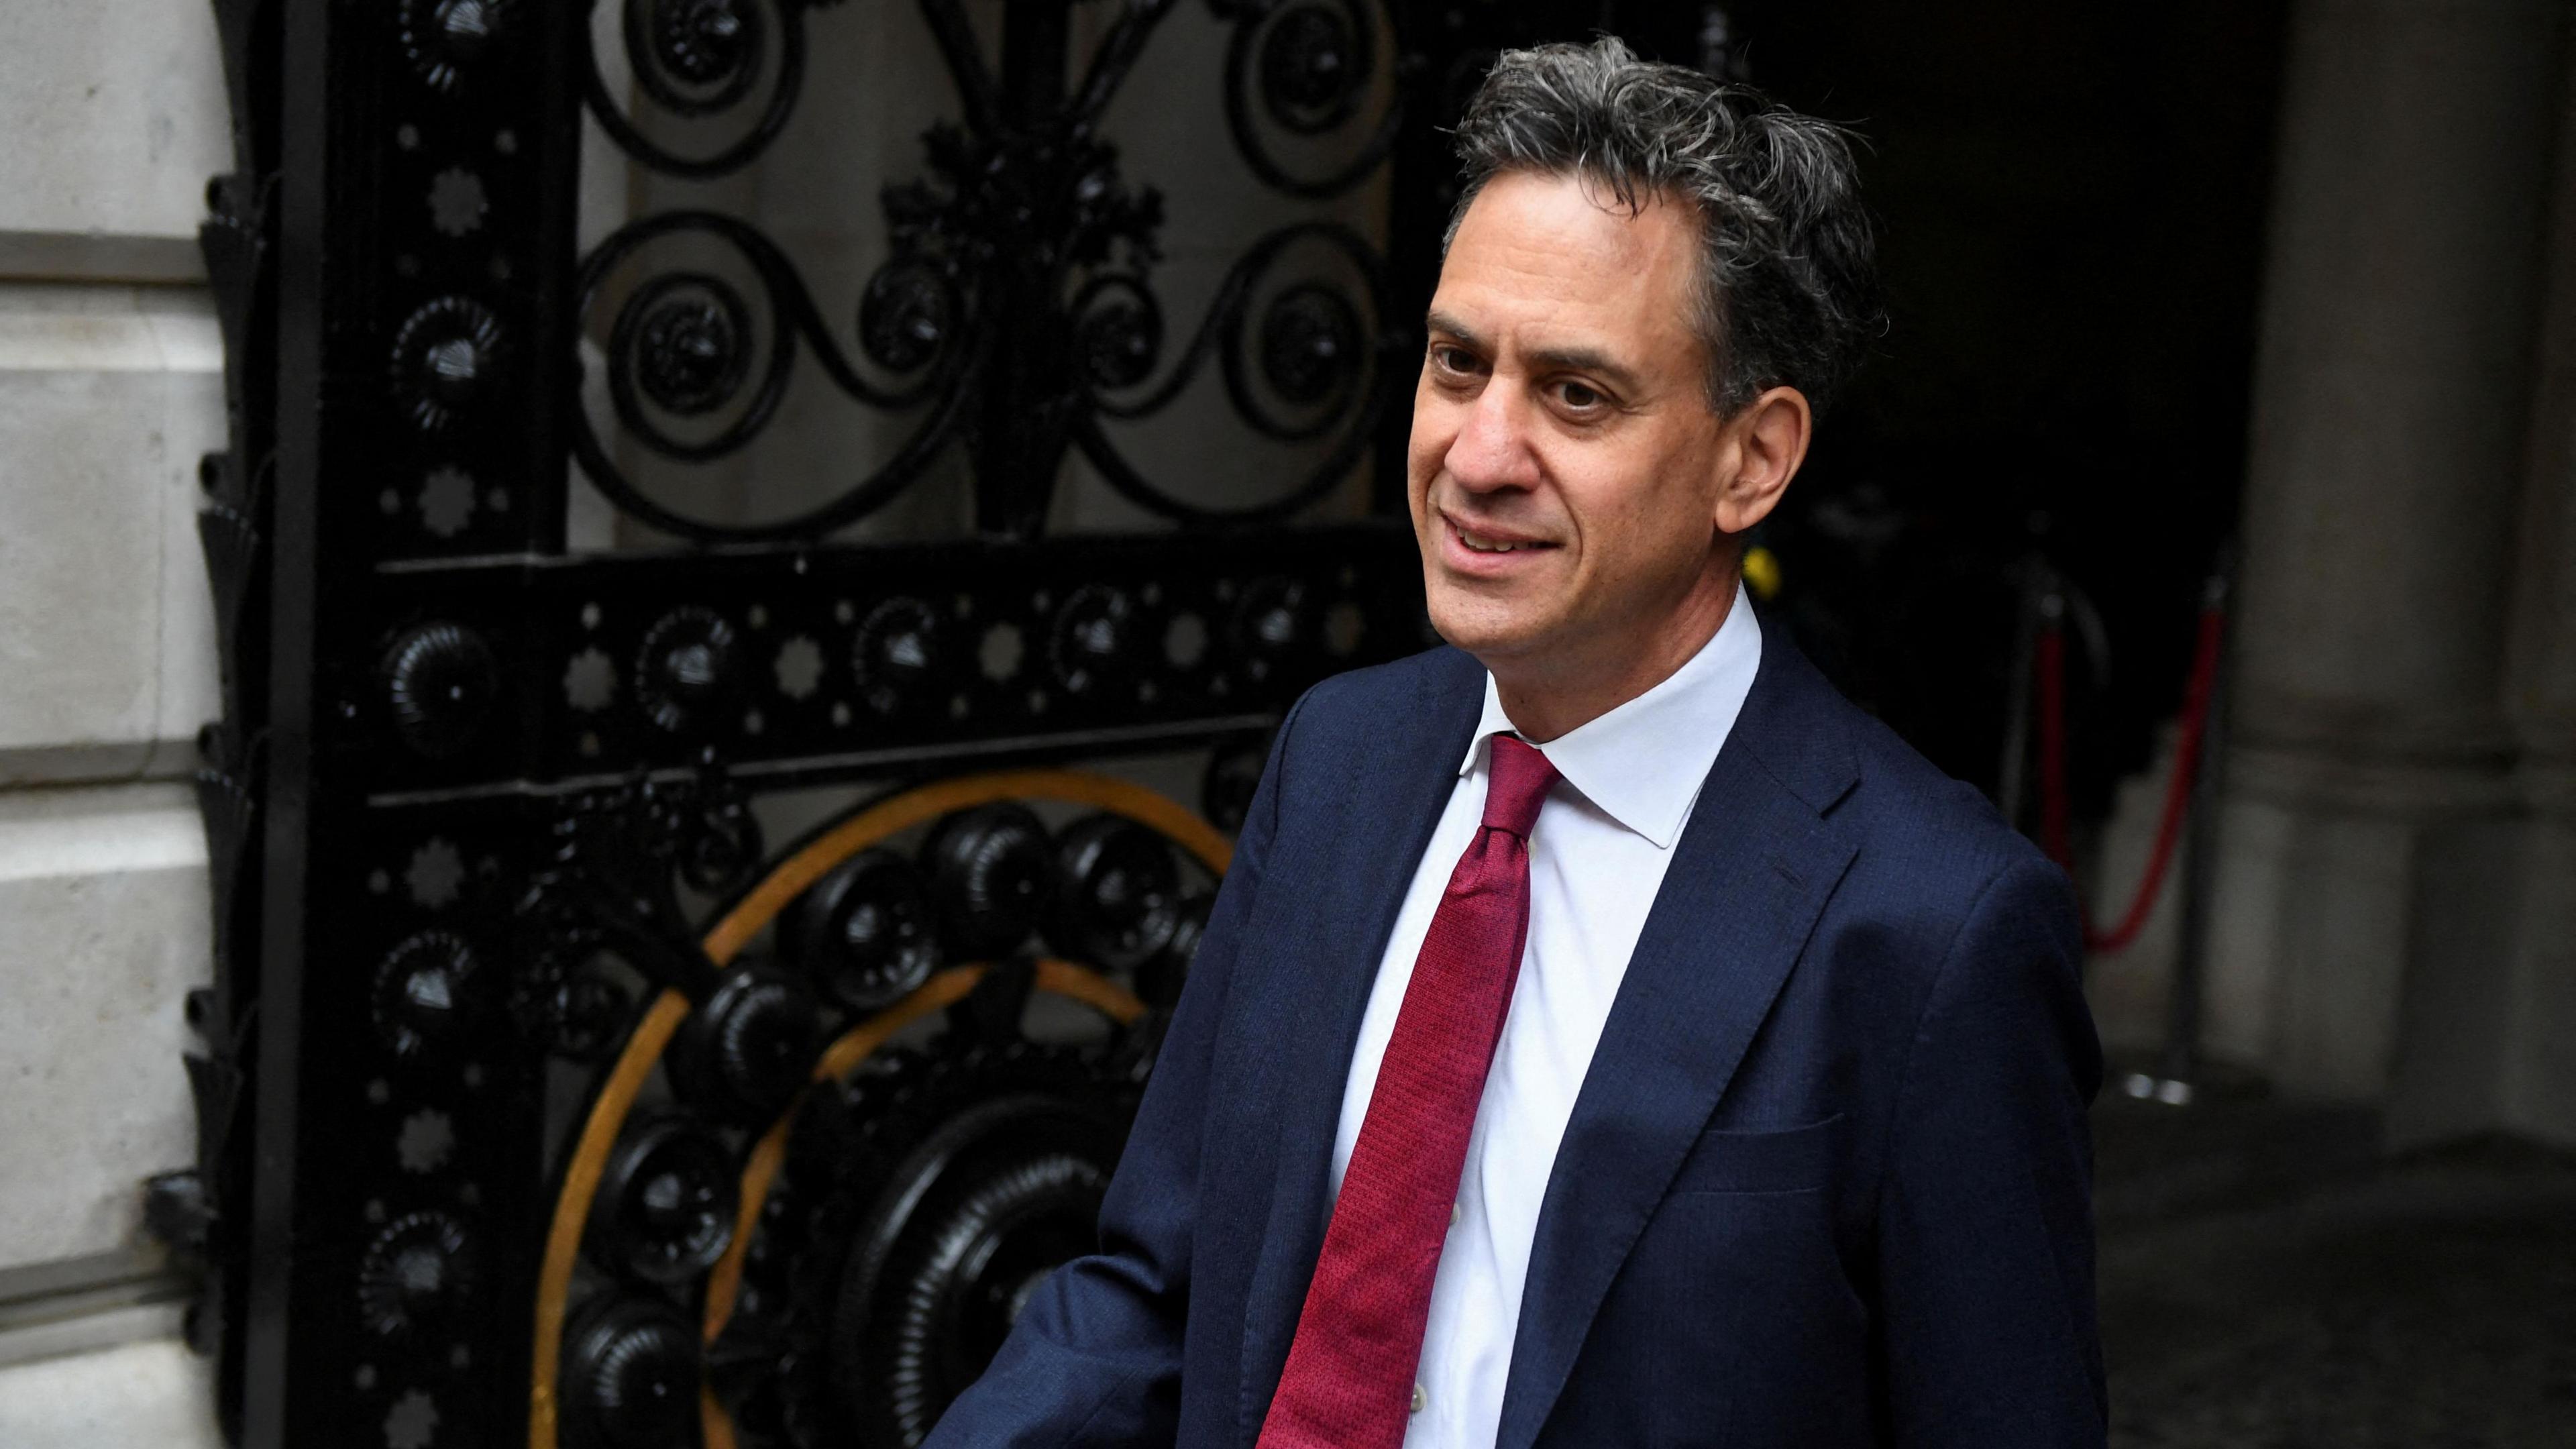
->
<box><xmin>1490</xmin><ymin>568</ymin><xmax>1740</xmax><ymax>743</ymax></box>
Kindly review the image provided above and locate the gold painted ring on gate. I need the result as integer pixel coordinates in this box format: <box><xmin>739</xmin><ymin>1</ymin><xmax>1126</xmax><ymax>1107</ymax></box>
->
<box><xmin>529</xmin><ymin>769</ymin><xmax>1232</xmax><ymax>1449</ymax></box>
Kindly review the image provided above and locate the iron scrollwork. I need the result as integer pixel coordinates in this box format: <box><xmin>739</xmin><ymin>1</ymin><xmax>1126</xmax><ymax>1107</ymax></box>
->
<box><xmin>568</xmin><ymin>205</ymin><xmax>967</xmax><ymax>541</ymax></box>
<box><xmin>573</xmin><ymin>0</ymin><xmax>1408</xmax><ymax>541</ymax></box>
<box><xmin>582</xmin><ymin>0</ymin><xmax>814</xmax><ymax>178</ymax></box>
<box><xmin>1073</xmin><ymin>217</ymin><xmax>1391</xmax><ymax>524</ymax></box>
<box><xmin>512</xmin><ymin>758</ymin><xmax>778</xmax><ymax>1061</ymax></box>
<box><xmin>1219</xmin><ymin>0</ymin><xmax>1408</xmax><ymax>197</ymax></box>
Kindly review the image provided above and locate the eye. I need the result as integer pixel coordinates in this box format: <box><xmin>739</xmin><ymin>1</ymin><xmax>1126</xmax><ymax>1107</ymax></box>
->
<box><xmin>1555</xmin><ymin>379</ymin><xmax>1607</xmax><ymax>412</ymax></box>
<box><xmin>1430</xmin><ymin>343</ymin><xmax>1481</xmax><ymax>376</ymax></box>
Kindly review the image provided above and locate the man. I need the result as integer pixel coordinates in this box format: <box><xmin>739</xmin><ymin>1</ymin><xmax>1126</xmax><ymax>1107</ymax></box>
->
<box><xmin>927</xmin><ymin>36</ymin><xmax>2104</xmax><ymax>1448</ymax></box>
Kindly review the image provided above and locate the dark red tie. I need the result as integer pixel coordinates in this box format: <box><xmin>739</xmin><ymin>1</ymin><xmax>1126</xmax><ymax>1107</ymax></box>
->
<box><xmin>1257</xmin><ymin>735</ymin><xmax>1561</xmax><ymax>1449</ymax></box>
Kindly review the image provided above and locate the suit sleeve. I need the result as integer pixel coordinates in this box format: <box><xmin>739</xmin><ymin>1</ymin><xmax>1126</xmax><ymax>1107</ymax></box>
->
<box><xmin>1876</xmin><ymin>855</ymin><xmax>2107</xmax><ymax>1448</ymax></box>
<box><xmin>921</xmin><ymin>692</ymin><xmax>1308</xmax><ymax>1448</ymax></box>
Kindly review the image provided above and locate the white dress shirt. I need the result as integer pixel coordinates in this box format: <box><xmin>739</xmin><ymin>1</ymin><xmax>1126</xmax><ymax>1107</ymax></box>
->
<box><xmin>1324</xmin><ymin>582</ymin><xmax>1763</xmax><ymax>1448</ymax></box>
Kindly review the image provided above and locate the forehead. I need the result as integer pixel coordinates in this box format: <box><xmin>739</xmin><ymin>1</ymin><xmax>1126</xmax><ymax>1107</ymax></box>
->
<box><xmin>1433</xmin><ymin>170</ymin><xmax>1704</xmax><ymax>365</ymax></box>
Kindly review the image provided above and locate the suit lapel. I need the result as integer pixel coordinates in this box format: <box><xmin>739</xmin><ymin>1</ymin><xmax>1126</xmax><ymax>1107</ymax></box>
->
<box><xmin>1494</xmin><ymin>615</ymin><xmax>1862</xmax><ymax>1449</ymax></box>
<box><xmin>1232</xmin><ymin>649</ymin><xmax>1486</xmax><ymax>1446</ymax></box>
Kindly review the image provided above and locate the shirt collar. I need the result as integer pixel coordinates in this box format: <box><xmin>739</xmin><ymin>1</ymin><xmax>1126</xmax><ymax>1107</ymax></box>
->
<box><xmin>1458</xmin><ymin>581</ymin><xmax>1764</xmax><ymax>851</ymax></box>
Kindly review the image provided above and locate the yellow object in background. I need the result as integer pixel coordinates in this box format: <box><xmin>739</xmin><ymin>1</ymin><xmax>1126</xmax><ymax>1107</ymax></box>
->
<box><xmin>1743</xmin><ymin>544</ymin><xmax>1782</xmax><ymax>601</ymax></box>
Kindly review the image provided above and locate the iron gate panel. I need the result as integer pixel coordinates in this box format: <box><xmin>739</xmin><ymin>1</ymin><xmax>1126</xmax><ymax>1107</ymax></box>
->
<box><xmin>168</xmin><ymin>1</ymin><xmax>1622</xmax><ymax>1445</ymax></box>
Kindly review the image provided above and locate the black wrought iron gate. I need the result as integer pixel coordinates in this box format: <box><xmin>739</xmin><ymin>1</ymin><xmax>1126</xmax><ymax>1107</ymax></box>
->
<box><xmin>166</xmin><ymin>1</ymin><xmax>1624</xmax><ymax>1445</ymax></box>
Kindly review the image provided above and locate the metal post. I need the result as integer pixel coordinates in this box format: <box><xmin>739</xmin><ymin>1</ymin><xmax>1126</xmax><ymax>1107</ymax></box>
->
<box><xmin>2153</xmin><ymin>549</ymin><xmax>2237</xmax><ymax>1101</ymax></box>
<box><xmin>971</xmin><ymin>0</ymin><xmax>1079</xmax><ymax>535</ymax></box>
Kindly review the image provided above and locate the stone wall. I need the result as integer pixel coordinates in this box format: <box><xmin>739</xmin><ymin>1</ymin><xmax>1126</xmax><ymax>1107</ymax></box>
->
<box><xmin>0</xmin><ymin>1</ymin><xmax>231</xmax><ymax>1443</ymax></box>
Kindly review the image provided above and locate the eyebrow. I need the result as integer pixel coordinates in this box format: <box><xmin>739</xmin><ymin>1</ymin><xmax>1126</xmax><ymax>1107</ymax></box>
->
<box><xmin>1424</xmin><ymin>309</ymin><xmax>1485</xmax><ymax>352</ymax></box>
<box><xmin>1424</xmin><ymin>309</ymin><xmax>1645</xmax><ymax>393</ymax></box>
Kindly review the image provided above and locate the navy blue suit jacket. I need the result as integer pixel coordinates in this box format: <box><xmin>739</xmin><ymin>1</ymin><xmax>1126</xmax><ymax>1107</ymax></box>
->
<box><xmin>928</xmin><ymin>608</ymin><xmax>2106</xmax><ymax>1447</ymax></box>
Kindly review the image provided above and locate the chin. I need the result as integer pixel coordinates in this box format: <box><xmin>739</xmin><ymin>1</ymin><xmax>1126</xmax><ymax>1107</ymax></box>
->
<box><xmin>1425</xmin><ymin>590</ymin><xmax>1549</xmax><ymax>662</ymax></box>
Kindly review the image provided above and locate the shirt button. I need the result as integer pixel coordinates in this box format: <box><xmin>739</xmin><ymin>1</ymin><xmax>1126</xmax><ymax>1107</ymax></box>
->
<box><xmin>1450</xmin><ymin>1199</ymin><xmax>1461</xmax><ymax>1228</ymax></box>
<box><xmin>1411</xmin><ymin>1384</ymin><xmax>1427</xmax><ymax>1415</ymax></box>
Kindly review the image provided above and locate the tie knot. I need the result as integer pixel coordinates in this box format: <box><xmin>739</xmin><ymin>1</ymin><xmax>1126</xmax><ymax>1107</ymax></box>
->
<box><xmin>1482</xmin><ymin>735</ymin><xmax>1559</xmax><ymax>839</ymax></box>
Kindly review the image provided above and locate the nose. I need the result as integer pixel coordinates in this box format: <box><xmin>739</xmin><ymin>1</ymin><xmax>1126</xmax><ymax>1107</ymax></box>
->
<box><xmin>1442</xmin><ymin>381</ymin><xmax>1541</xmax><ymax>495</ymax></box>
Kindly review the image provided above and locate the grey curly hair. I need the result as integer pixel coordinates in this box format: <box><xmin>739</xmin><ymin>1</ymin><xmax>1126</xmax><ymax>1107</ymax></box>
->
<box><xmin>1444</xmin><ymin>36</ymin><xmax>1882</xmax><ymax>417</ymax></box>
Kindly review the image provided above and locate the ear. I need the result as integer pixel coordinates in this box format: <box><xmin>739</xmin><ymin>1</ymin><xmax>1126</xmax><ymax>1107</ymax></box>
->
<box><xmin>1713</xmin><ymin>386</ymin><xmax>1813</xmax><ymax>536</ymax></box>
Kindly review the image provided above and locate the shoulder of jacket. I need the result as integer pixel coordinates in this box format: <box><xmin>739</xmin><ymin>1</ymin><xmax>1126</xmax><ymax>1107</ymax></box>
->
<box><xmin>1282</xmin><ymin>644</ymin><xmax>1477</xmax><ymax>751</ymax></box>
<box><xmin>1834</xmin><ymin>708</ymin><xmax>2059</xmax><ymax>916</ymax></box>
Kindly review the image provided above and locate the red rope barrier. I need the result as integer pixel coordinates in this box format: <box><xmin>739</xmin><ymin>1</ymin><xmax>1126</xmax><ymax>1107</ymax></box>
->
<box><xmin>2037</xmin><ymin>602</ymin><xmax>2226</xmax><ymax>955</ymax></box>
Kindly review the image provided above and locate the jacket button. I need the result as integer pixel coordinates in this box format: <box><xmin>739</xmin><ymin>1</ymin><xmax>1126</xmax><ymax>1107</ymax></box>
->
<box><xmin>1411</xmin><ymin>1384</ymin><xmax>1427</xmax><ymax>1414</ymax></box>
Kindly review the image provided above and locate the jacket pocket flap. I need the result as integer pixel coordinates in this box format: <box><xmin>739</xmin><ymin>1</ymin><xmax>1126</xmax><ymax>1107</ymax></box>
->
<box><xmin>1667</xmin><ymin>1112</ymin><xmax>1843</xmax><ymax>1195</ymax></box>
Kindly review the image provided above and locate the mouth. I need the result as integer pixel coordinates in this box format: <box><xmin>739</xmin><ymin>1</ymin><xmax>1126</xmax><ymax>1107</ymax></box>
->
<box><xmin>1439</xmin><ymin>509</ymin><xmax>1560</xmax><ymax>566</ymax></box>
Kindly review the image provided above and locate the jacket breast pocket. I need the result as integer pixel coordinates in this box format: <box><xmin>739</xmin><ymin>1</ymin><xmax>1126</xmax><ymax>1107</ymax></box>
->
<box><xmin>1664</xmin><ymin>1112</ymin><xmax>1843</xmax><ymax>1195</ymax></box>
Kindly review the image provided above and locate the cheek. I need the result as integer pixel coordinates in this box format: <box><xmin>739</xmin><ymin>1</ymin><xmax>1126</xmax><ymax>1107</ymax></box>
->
<box><xmin>1405</xmin><ymin>399</ymin><xmax>1455</xmax><ymax>495</ymax></box>
<box><xmin>1552</xmin><ymin>450</ymin><xmax>1702</xmax><ymax>585</ymax></box>
<box><xmin>1547</xmin><ymin>454</ymin><xmax>1645</xmax><ymax>561</ymax></box>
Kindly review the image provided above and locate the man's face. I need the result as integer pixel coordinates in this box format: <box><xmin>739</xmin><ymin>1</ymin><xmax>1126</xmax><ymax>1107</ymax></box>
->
<box><xmin>1408</xmin><ymin>170</ymin><xmax>1734</xmax><ymax>678</ymax></box>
